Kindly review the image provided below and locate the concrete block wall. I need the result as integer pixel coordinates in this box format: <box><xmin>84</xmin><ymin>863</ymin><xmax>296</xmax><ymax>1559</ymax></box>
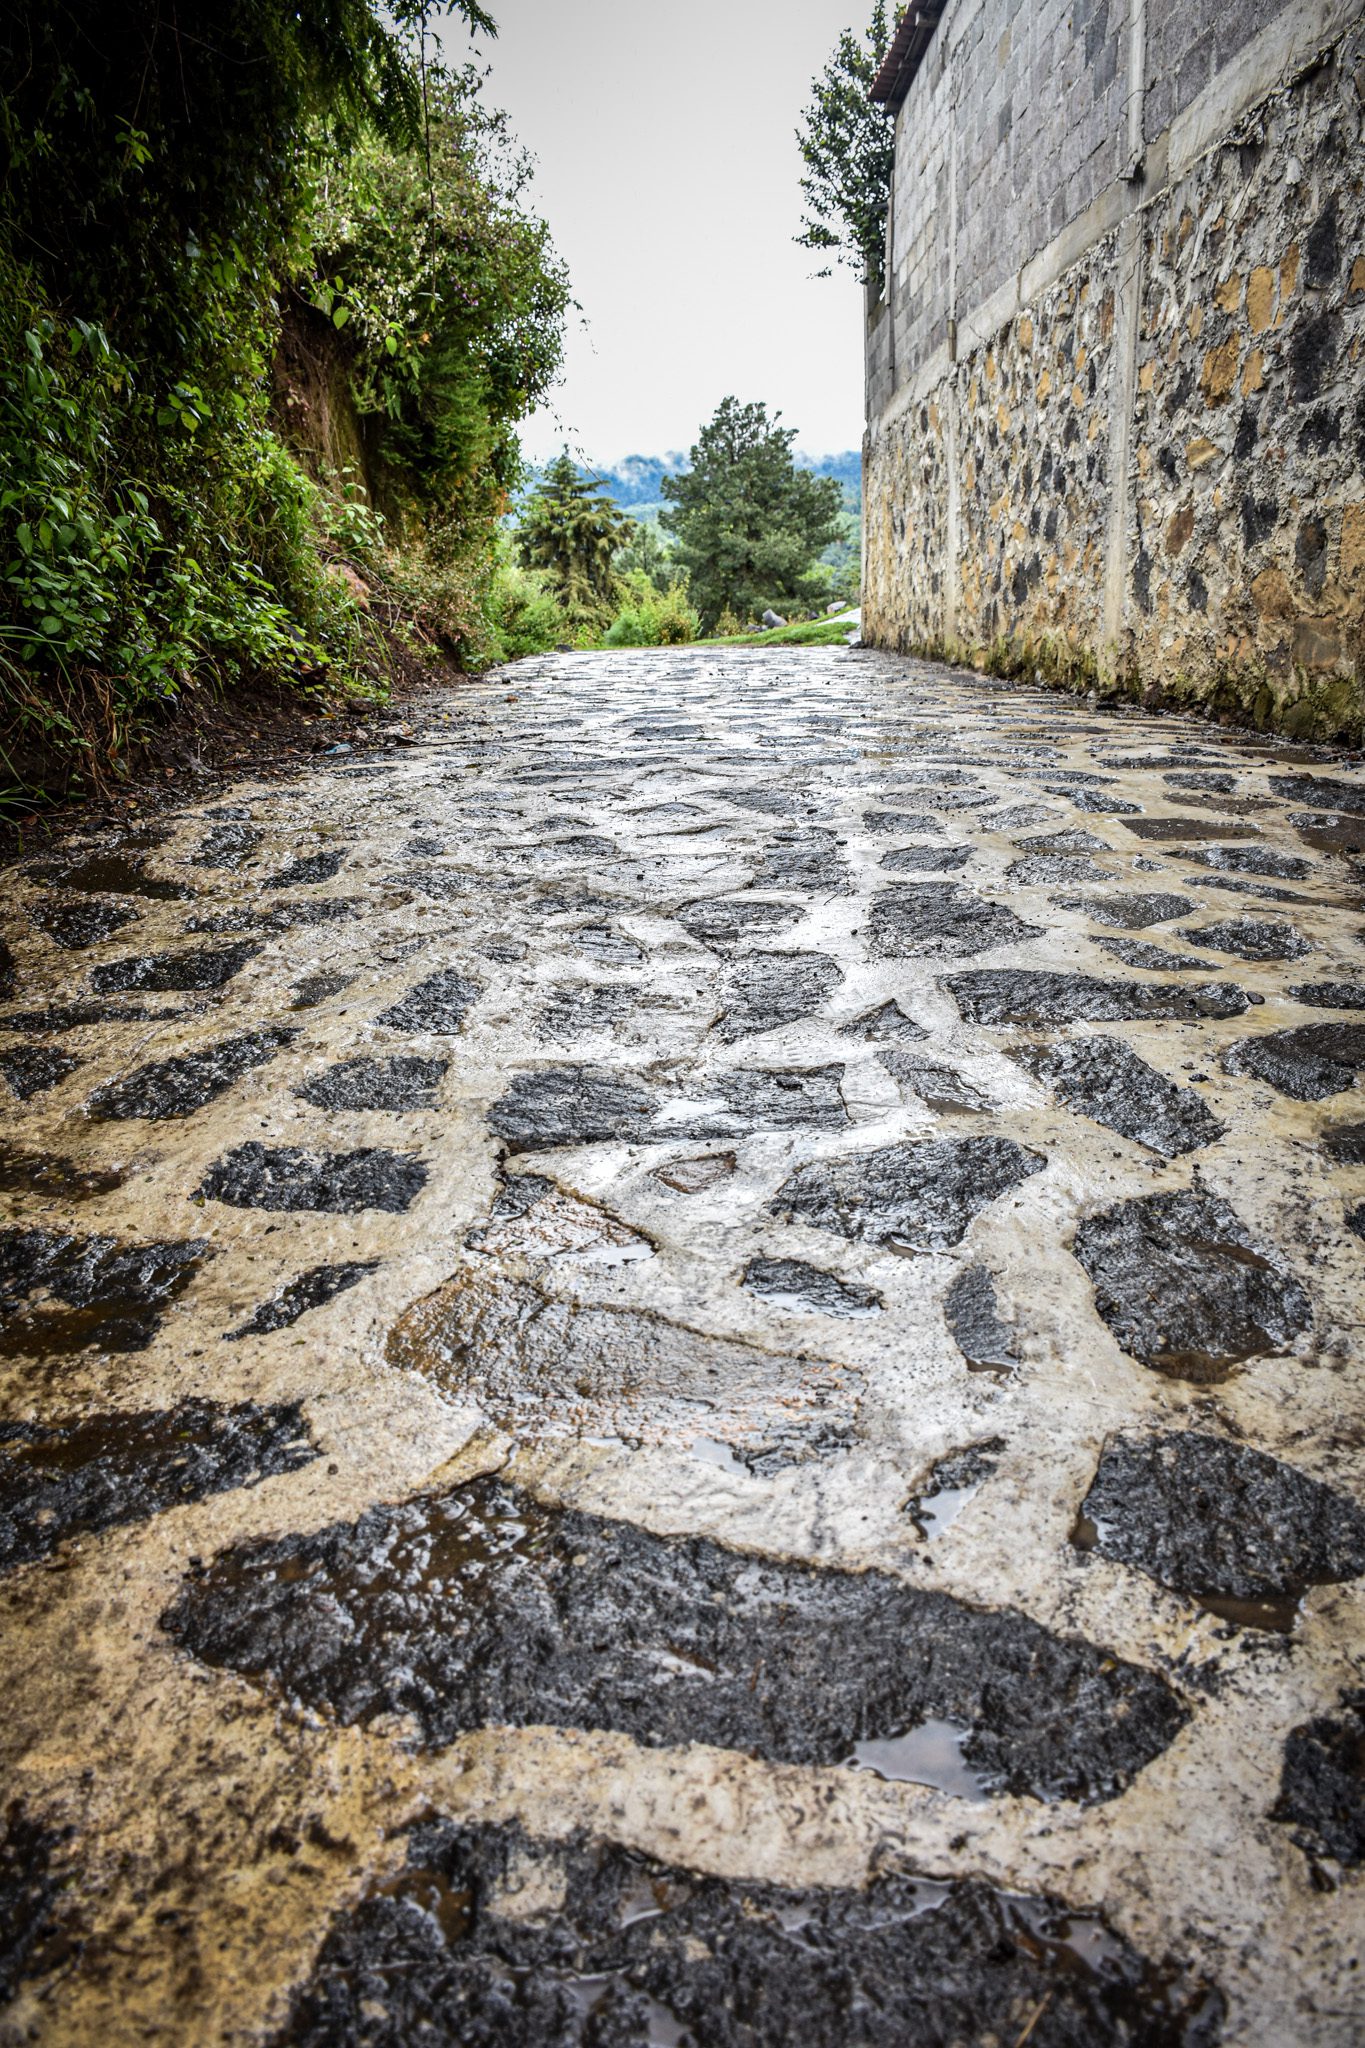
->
<box><xmin>864</xmin><ymin>0</ymin><xmax>1365</xmax><ymax>739</ymax></box>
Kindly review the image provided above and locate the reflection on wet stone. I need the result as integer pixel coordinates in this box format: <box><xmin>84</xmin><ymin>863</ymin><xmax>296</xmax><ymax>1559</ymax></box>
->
<box><xmin>741</xmin><ymin>1256</ymin><xmax>883</xmax><ymax>1317</ymax></box>
<box><xmin>0</xmin><ymin>1226</ymin><xmax>207</xmax><ymax>1355</ymax></box>
<box><xmin>1054</xmin><ymin>892</ymin><xmax>1195</xmax><ymax>930</ymax></box>
<box><xmin>296</xmin><ymin>1056</ymin><xmax>447</xmax><ymax>1112</ymax></box>
<box><xmin>1077</xmin><ymin>1432</ymin><xmax>1365</xmax><ymax>1626</ymax></box>
<box><xmin>389</xmin><ymin>1266</ymin><xmax>853</xmax><ymax>1457</ymax></box>
<box><xmin>1222</xmin><ymin>1022</ymin><xmax>1365</xmax><ymax>1100</ymax></box>
<box><xmin>465</xmin><ymin>1175</ymin><xmax>652</xmax><ymax>1263</ymax></box>
<box><xmin>1012</xmin><ymin>1038</ymin><xmax>1223</xmax><ymax>1157</ymax></box>
<box><xmin>945</xmin><ymin>970</ymin><xmax>1249</xmax><ymax>1024</ymax></box>
<box><xmin>163</xmin><ymin>1472</ymin><xmax>1185</xmax><ymax>1799</ymax></box>
<box><xmin>1181</xmin><ymin>844</ymin><xmax>1314</xmax><ymax>879</ymax></box>
<box><xmin>673</xmin><ymin>897</ymin><xmax>804</xmax><ymax>947</ymax></box>
<box><xmin>868</xmin><ymin>884</ymin><xmax>1042</xmax><ymax>959</ymax></box>
<box><xmin>906</xmin><ymin>1437</ymin><xmax>1005</xmax><ymax>1538</ymax></box>
<box><xmin>1071</xmin><ymin>1189</ymin><xmax>1312</xmax><ymax>1380</ymax></box>
<box><xmin>0</xmin><ymin>1144</ymin><xmax>124</xmax><ymax>1200</ymax></box>
<box><xmin>944</xmin><ymin>1266</ymin><xmax>1017</xmax><ymax>1372</ymax></box>
<box><xmin>0</xmin><ymin>1399</ymin><xmax>315</xmax><ymax>1571</ymax></box>
<box><xmin>773</xmin><ymin>1137</ymin><xmax>1046</xmax><ymax>1249</ymax></box>
<box><xmin>839</xmin><ymin>999</ymin><xmax>927</xmax><ymax>1043</ymax></box>
<box><xmin>374</xmin><ymin>967</ymin><xmax>481</xmax><ymax>1034</ymax></box>
<box><xmin>198</xmin><ymin>1143</ymin><xmax>427</xmax><ymax>1214</ymax></box>
<box><xmin>92</xmin><ymin>941</ymin><xmax>260</xmax><ymax>993</ymax></box>
<box><xmin>878</xmin><ymin>1050</ymin><xmax>991</xmax><ymax>1113</ymax></box>
<box><xmin>271</xmin><ymin>1818</ymin><xmax>1223</xmax><ymax>2048</ymax></box>
<box><xmin>672</xmin><ymin>1065</ymin><xmax>849</xmax><ymax>1136</ymax></box>
<box><xmin>87</xmin><ymin>1028</ymin><xmax>297</xmax><ymax>1120</ymax></box>
<box><xmin>226</xmin><ymin>1263</ymin><xmax>380</xmax><ymax>1339</ymax></box>
<box><xmin>27</xmin><ymin>852</ymin><xmax>191</xmax><ymax>900</ymax></box>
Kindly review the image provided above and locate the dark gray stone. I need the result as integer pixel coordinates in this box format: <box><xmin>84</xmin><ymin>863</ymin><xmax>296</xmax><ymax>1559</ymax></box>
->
<box><xmin>226</xmin><ymin>1263</ymin><xmax>380</xmax><ymax>1339</ymax></box>
<box><xmin>1290</xmin><ymin>982</ymin><xmax>1365</xmax><ymax>1010</ymax></box>
<box><xmin>264</xmin><ymin>849</ymin><xmax>349</xmax><ymax>887</ymax></box>
<box><xmin>375</xmin><ymin>968</ymin><xmax>480</xmax><ymax>1034</ymax></box>
<box><xmin>773</xmin><ymin>1137</ymin><xmax>1046</xmax><ymax>1250</ymax></box>
<box><xmin>862</xmin><ymin>809</ymin><xmax>942</xmax><ymax>835</ymax></box>
<box><xmin>945</xmin><ymin>970</ymin><xmax>1249</xmax><ymax>1024</ymax></box>
<box><xmin>752</xmin><ymin>829</ymin><xmax>848</xmax><ymax>891</ymax></box>
<box><xmin>86</xmin><ymin>1028</ymin><xmax>296</xmax><ymax>1120</ymax></box>
<box><xmin>1269</xmin><ymin>774</ymin><xmax>1365</xmax><ymax>817</ymax></box>
<box><xmin>880</xmin><ymin>843</ymin><xmax>973</xmax><ymax>872</ymax></box>
<box><xmin>1272</xmin><ymin>1690</ymin><xmax>1365</xmax><ymax>1868</ymax></box>
<box><xmin>1222</xmin><ymin>1023</ymin><xmax>1365</xmax><ymax>1100</ymax></box>
<box><xmin>1054</xmin><ymin>892</ymin><xmax>1195</xmax><ymax>930</ymax></box>
<box><xmin>715</xmin><ymin>952</ymin><xmax>842</xmax><ymax>1040</ymax></box>
<box><xmin>1182</xmin><ymin>844</ymin><xmax>1315</xmax><ymax>879</ymax></box>
<box><xmin>839</xmin><ymin>1000</ymin><xmax>927</xmax><ymax>1043</ymax></box>
<box><xmin>295</xmin><ymin>1056</ymin><xmax>447</xmax><ymax>1112</ymax></box>
<box><xmin>0</xmin><ymin>1399</ymin><xmax>314</xmax><ymax>1572</ymax></box>
<box><xmin>1079</xmin><ymin>1431</ymin><xmax>1365</xmax><ymax>1616</ymax></box>
<box><xmin>0</xmin><ymin>1226</ymin><xmax>207</xmax><ymax>1355</ymax></box>
<box><xmin>1012</xmin><ymin>1038</ymin><xmax>1223</xmax><ymax>1157</ymax></box>
<box><xmin>675</xmin><ymin>898</ymin><xmax>805</xmax><ymax>947</ymax></box>
<box><xmin>29</xmin><ymin>896</ymin><xmax>141</xmax><ymax>950</ymax></box>
<box><xmin>163</xmin><ymin>1472</ymin><xmax>1186</xmax><ymax>1803</ymax></box>
<box><xmin>489</xmin><ymin>1066</ymin><xmax>658</xmax><ymax>1149</ymax></box>
<box><xmin>677</xmin><ymin>1066</ymin><xmax>849</xmax><ymax>1136</ymax></box>
<box><xmin>0</xmin><ymin>1046</ymin><xmax>78</xmax><ymax>1100</ymax></box>
<box><xmin>92</xmin><ymin>942</ymin><xmax>260</xmax><ymax>993</ymax></box>
<box><xmin>944</xmin><ymin>1266</ymin><xmax>1017</xmax><ymax>1371</ymax></box>
<box><xmin>1094</xmin><ymin>938</ymin><xmax>1216</xmax><ymax>972</ymax></box>
<box><xmin>1071</xmin><ymin>1190</ymin><xmax>1312</xmax><ymax>1381</ymax></box>
<box><xmin>1184</xmin><ymin>918</ymin><xmax>1311</xmax><ymax>962</ymax></box>
<box><xmin>197</xmin><ymin>1144</ymin><xmax>427</xmax><ymax>1214</ymax></box>
<box><xmin>868</xmin><ymin>884</ymin><xmax>1042</xmax><ymax>960</ymax></box>
<box><xmin>268</xmin><ymin>1818</ymin><xmax>1222</xmax><ymax>2048</ymax></box>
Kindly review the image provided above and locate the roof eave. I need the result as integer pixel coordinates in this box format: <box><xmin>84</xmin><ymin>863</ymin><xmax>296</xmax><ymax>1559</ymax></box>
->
<box><xmin>869</xmin><ymin>2</ymin><xmax>947</xmax><ymax>112</ymax></box>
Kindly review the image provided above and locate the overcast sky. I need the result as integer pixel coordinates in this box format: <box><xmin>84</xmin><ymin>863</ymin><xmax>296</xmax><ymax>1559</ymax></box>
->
<box><xmin>435</xmin><ymin>0</ymin><xmax>869</xmax><ymax>466</ymax></box>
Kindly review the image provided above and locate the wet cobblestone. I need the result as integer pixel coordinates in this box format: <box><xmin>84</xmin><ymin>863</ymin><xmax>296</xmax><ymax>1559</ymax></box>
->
<box><xmin>0</xmin><ymin>646</ymin><xmax>1361</xmax><ymax>2044</ymax></box>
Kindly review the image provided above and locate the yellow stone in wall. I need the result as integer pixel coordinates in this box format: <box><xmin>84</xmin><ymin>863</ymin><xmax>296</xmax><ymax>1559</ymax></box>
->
<box><xmin>1214</xmin><ymin>273</ymin><xmax>1243</xmax><ymax>312</ymax></box>
<box><xmin>997</xmin><ymin>402</ymin><xmax>1011</xmax><ymax>432</ymax></box>
<box><xmin>1349</xmin><ymin>256</ymin><xmax>1365</xmax><ymax>298</ymax></box>
<box><xmin>1018</xmin><ymin>313</ymin><xmax>1034</xmax><ymax>349</ymax></box>
<box><xmin>1037</xmin><ymin>368</ymin><xmax>1052</xmax><ymax>401</ymax></box>
<box><xmin>1186</xmin><ymin>435</ymin><xmax>1220</xmax><ymax>470</ymax></box>
<box><xmin>1280</xmin><ymin>243</ymin><xmax>1300</xmax><ymax>307</ymax></box>
<box><xmin>1139</xmin><ymin>362</ymin><xmax>1155</xmax><ymax>392</ymax></box>
<box><xmin>1072</xmin><ymin>382</ymin><xmax>1085</xmax><ymax>407</ymax></box>
<box><xmin>1251</xmin><ymin>568</ymin><xmax>1293</xmax><ymax>618</ymax></box>
<box><xmin>1246</xmin><ymin>266</ymin><xmax>1276</xmax><ymax>333</ymax></box>
<box><xmin>1240</xmin><ymin>348</ymin><xmax>1265</xmax><ymax>395</ymax></box>
<box><xmin>1201</xmin><ymin>337</ymin><xmax>1240</xmax><ymax>405</ymax></box>
<box><xmin>1187</xmin><ymin>304</ymin><xmax>1203</xmax><ymax>339</ymax></box>
<box><xmin>1341</xmin><ymin>503</ymin><xmax>1365</xmax><ymax>587</ymax></box>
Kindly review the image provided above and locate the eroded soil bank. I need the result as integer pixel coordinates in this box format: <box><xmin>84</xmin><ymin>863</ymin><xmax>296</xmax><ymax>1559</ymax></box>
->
<box><xmin>0</xmin><ymin>646</ymin><xmax>1362</xmax><ymax>2044</ymax></box>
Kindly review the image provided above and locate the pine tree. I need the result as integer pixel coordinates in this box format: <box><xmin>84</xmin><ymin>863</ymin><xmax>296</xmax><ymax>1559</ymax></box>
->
<box><xmin>515</xmin><ymin>452</ymin><xmax>632</xmax><ymax>621</ymax></box>
<box><xmin>659</xmin><ymin>399</ymin><xmax>844</xmax><ymax>631</ymax></box>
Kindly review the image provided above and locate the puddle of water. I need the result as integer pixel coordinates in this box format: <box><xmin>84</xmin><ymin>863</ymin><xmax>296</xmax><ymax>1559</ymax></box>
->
<box><xmin>846</xmin><ymin>1717</ymin><xmax>992</xmax><ymax>1799</ymax></box>
<box><xmin>26</xmin><ymin>854</ymin><xmax>193</xmax><ymax>901</ymax></box>
<box><xmin>0</xmin><ymin>1145</ymin><xmax>125</xmax><ymax>1201</ymax></box>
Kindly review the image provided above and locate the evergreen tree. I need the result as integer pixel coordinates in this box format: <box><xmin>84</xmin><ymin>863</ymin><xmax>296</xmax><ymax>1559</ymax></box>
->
<box><xmin>796</xmin><ymin>3</ymin><xmax>900</xmax><ymax>295</ymax></box>
<box><xmin>660</xmin><ymin>399</ymin><xmax>844</xmax><ymax>630</ymax></box>
<box><xmin>516</xmin><ymin>452</ymin><xmax>632</xmax><ymax>620</ymax></box>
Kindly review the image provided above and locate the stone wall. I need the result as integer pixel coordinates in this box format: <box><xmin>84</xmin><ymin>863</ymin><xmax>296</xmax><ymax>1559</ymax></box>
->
<box><xmin>864</xmin><ymin>0</ymin><xmax>1365</xmax><ymax>740</ymax></box>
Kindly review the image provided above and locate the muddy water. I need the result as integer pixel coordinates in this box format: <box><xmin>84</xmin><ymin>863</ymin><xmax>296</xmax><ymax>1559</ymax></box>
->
<box><xmin>0</xmin><ymin>647</ymin><xmax>1363</xmax><ymax>2043</ymax></box>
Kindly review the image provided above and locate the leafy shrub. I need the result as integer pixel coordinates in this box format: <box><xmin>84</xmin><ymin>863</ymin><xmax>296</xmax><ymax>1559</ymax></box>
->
<box><xmin>487</xmin><ymin>560</ymin><xmax>567</xmax><ymax>662</ymax></box>
<box><xmin>604</xmin><ymin>577</ymin><xmax>699</xmax><ymax>648</ymax></box>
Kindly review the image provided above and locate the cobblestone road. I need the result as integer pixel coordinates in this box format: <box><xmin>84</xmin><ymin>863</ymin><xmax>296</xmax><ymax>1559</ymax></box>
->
<box><xmin>2</xmin><ymin>647</ymin><xmax>1364</xmax><ymax>2045</ymax></box>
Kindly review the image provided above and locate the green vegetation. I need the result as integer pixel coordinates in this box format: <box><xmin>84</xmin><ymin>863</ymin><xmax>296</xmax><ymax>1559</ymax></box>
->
<box><xmin>698</xmin><ymin>613</ymin><xmax>858</xmax><ymax>649</ymax></box>
<box><xmin>0</xmin><ymin>1</ymin><xmax>567</xmax><ymax>806</ymax></box>
<box><xmin>796</xmin><ymin>3</ymin><xmax>899</xmax><ymax>295</ymax></box>
<box><xmin>659</xmin><ymin>399</ymin><xmax>845</xmax><ymax>632</ymax></box>
<box><xmin>514</xmin><ymin>452</ymin><xmax>632</xmax><ymax>629</ymax></box>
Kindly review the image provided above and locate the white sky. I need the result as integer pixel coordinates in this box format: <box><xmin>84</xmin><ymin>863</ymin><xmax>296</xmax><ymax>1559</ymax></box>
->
<box><xmin>435</xmin><ymin>0</ymin><xmax>869</xmax><ymax>465</ymax></box>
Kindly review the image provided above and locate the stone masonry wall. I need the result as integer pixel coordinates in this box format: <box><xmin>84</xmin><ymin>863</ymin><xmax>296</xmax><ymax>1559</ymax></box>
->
<box><xmin>864</xmin><ymin>1</ymin><xmax>1365</xmax><ymax>740</ymax></box>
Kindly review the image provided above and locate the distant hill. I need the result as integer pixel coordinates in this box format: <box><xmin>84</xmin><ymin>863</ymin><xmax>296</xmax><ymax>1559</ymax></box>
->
<box><xmin>519</xmin><ymin>450</ymin><xmax>862</xmax><ymax>521</ymax></box>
